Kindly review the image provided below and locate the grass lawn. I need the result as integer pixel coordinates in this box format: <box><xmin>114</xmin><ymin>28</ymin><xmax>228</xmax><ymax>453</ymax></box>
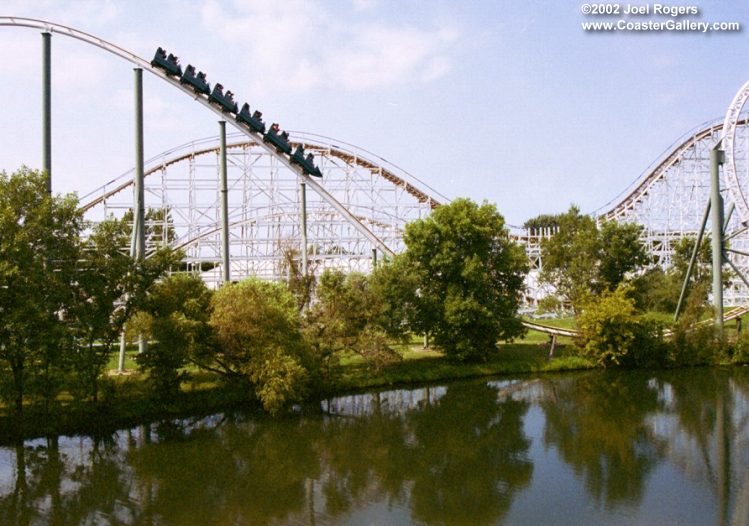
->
<box><xmin>1</xmin><ymin>329</ymin><xmax>595</xmax><ymax>441</ymax></box>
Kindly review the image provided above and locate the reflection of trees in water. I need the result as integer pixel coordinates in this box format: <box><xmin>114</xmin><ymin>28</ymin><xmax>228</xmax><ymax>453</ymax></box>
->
<box><xmin>3</xmin><ymin>371</ymin><xmax>749</xmax><ymax>525</ymax></box>
<box><xmin>406</xmin><ymin>382</ymin><xmax>532</xmax><ymax>525</ymax></box>
<box><xmin>0</xmin><ymin>435</ymin><xmax>138</xmax><ymax>526</ymax></box>
<box><xmin>0</xmin><ymin>381</ymin><xmax>533</xmax><ymax>526</ymax></box>
<box><xmin>127</xmin><ymin>417</ymin><xmax>321</xmax><ymax>525</ymax></box>
<box><xmin>540</xmin><ymin>371</ymin><xmax>665</xmax><ymax>508</ymax></box>
<box><xmin>656</xmin><ymin>368</ymin><xmax>749</xmax><ymax>526</ymax></box>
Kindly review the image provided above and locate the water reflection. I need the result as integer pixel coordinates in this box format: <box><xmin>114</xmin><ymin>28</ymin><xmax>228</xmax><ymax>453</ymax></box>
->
<box><xmin>539</xmin><ymin>371</ymin><xmax>665</xmax><ymax>507</ymax></box>
<box><xmin>0</xmin><ymin>370</ymin><xmax>747</xmax><ymax>525</ymax></box>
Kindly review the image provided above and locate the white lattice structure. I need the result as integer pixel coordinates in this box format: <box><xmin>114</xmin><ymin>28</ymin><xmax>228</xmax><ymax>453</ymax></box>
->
<box><xmin>598</xmin><ymin>118</ymin><xmax>749</xmax><ymax>305</ymax></box>
<box><xmin>80</xmin><ymin>132</ymin><xmax>445</xmax><ymax>288</ymax></box>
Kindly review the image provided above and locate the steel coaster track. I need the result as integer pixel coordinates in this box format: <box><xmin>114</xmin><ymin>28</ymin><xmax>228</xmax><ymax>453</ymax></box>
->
<box><xmin>79</xmin><ymin>136</ymin><xmax>442</xmax><ymax>213</ymax></box>
<box><xmin>0</xmin><ymin>16</ymin><xmax>394</xmax><ymax>255</ymax></box>
<box><xmin>601</xmin><ymin>118</ymin><xmax>749</xmax><ymax>221</ymax></box>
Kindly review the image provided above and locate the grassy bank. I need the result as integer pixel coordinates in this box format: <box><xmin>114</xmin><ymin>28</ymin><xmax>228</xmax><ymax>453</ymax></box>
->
<box><xmin>332</xmin><ymin>340</ymin><xmax>592</xmax><ymax>394</ymax></box>
<box><xmin>0</xmin><ymin>333</ymin><xmax>595</xmax><ymax>442</ymax></box>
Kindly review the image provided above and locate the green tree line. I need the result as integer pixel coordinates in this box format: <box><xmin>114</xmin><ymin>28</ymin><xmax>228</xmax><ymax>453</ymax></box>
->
<box><xmin>1</xmin><ymin>169</ymin><xmax>529</xmax><ymax>416</ymax></box>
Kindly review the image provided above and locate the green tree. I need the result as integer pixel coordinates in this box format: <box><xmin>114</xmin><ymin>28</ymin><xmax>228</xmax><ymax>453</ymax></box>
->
<box><xmin>280</xmin><ymin>245</ymin><xmax>317</xmax><ymax>311</ymax></box>
<box><xmin>380</xmin><ymin>198</ymin><xmax>528</xmax><ymax>361</ymax></box>
<box><xmin>598</xmin><ymin>221</ymin><xmax>651</xmax><ymax>289</ymax></box>
<box><xmin>539</xmin><ymin>206</ymin><xmax>649</xmax><ymax>309</ymax></box>
<box><xmin>576</xmin><ymin>285</ymin><xmax>666</xmax><ymax>368</ymax></box>
<box><xmin>522</xmin><ymin>212</ymin><xmax>562</xmax><ymax>233</ymax></box>
<box><xmin>206</xmin><ymin>278</ymin><xmax>313</xmax><ymax>413</ymax></box>
<box><xmin>0</xmin><ymin>168</ymin><xmax>83</xmax><ymax>415</ymax></box>
<box><xmin>668</xmin><ymin>236</ymin><xmax>728</xmax><ymax>306</ymax></box>
<box><xmin>630</xmin><ymin>267</ymin><xmax>680</xmax><ymax>313</ymax></box>
<box><xmin>304</xmin><ymin>270</ymin><xmax>401</xmax><ymax>376</ymax></box>
<box><xmin>66</xmin><ymin>217</ymin><xmax>135</xmax><ymax>403</ymax></box>
<box><xmin>539</xmin><ymin>206</ymin><xmax>600</xmax><ymax>309</ymax></box>
<box><xmin>135</xmin><ymin>274</ymin><xmax>214</xmax><ymax>400</ymax></box>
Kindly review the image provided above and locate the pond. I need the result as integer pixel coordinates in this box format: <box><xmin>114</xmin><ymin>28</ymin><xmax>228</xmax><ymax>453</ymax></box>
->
<box><xmin>1</xmin><ymin>368</ymin><xmax>748</xmax><ymax>525</ymax></box>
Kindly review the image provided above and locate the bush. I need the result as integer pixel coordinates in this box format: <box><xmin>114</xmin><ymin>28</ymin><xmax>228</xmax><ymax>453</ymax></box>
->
<box><xmin>304</xmin><ymin>270</ymin><xmax>401</xmax><ymax>377</ymax></box>
<box><xmin>209</xmin><ymin>278</ymin><xmax>314</xmax><ymax>413</ymax></box>
<box><xmin>667</xmin><ymin>285</ymin><xmax>724</xmax><ymax>366</ymax></box>
<box><xmin>576</xmin><ymin>285</ymin><xmax>666</xmax><ymax>368</ymax></box>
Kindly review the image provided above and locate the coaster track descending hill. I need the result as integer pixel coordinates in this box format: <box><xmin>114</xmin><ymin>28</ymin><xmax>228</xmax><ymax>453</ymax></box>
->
<box><xmin>4</xmin><ymin>17</ymin><xmax>749</xmax><ymax>313</ymax></box>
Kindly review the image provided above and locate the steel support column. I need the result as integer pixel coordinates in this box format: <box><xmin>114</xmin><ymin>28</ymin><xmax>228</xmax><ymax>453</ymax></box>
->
<box><xmin>119</xmin><ymin>68</ymin><xmax>147</xmax><ymax>371</ymax></box>
<box><xmin>219</xmin><ymin>121</ymin><xmax>230</xmax><ymax>284</ymax></box>
<box><xmin>710</xmin><ymin>148</ymin><xmax>725</xmax><ymax>333</ymax></box>
<box><xmin>300</xmin><ymin>181</ymin><xmax>308</xmax><ymax>277</ymax></box>
<box><xmin>134</xmin><ymin>68</ymin><xmax>146</xmax><ymax>356</ymax></box>
<box><xmin>675</xmin><ymin>200</ymin><xmax>711</xmax><ymax>321</ymax></box>
<box><xmin>42</xmin><ymin>32</ymin><xmax>51</xmax><ymax>193</ymax></box>
<box><xmin>134</xmin><ymin>68</ymin><xmax>145</xmax><ymax>262</ymax></box>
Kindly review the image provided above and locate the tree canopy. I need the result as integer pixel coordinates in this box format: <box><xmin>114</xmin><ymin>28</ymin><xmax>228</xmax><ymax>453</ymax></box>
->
<box><xmin>539</xmin><ymin>206</ymin><xmax>650</xmax><ymax>309</ymax></box>
<box><xmin>378</xmin><ymin>198</ymin><xmax>528</xmax><ymax>361</ymax></box>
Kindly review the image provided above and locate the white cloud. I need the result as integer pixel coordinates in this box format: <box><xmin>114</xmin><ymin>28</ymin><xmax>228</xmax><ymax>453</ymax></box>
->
<box><xmin>1</xmin><ymin>1</ymin><xmax>121</xmax><ymax>28</ymax></box>
<box><xmin>352</xmin><ymin>0</ymin><xmax>378</xmax><ymax>11</ymax></box>
<box><xmin>199</xmin><ymin>0</ymin><xmax>459</xmax><ymax>93</ymax></box>
<box><xmin>53</xmin><ymin>46</ymin><xmax>113</xmax><ymax>91</ymax></box>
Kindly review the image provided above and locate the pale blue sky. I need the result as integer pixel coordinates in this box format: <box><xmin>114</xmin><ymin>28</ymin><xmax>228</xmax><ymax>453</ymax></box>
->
<box><xmin>1</xmin><ymin>0</ymin><xmax>748</xmax><ymax>225</ymax></box>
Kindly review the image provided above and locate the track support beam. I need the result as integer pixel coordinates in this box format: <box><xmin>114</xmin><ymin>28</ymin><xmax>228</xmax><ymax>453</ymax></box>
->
<box><xmin>675</xmin><ymin>200</ymin><xmax>711</xmax><ymax>321</ymax></box>
<box><xmin>300</xmin><ymin>181</ymin><xmax>308</xmax><ymax>277</ymax></box>
<box><xmin>42</xmin><ymin>32</ymin><xmax>51</xmax><ymax>193</ymax></box>
<box><xmin>710</xmin><ymin>148</ymin><xmax>725</xmax><ymax>334</ymax></box>
<box><xmin>119</xmin><ymin>68</ymin><xmax>147</xmax><ymax>372</ymax></box>
<box><xmin>219</xmin><ymin>121</ymin><xmax>230</xmax><ymax>284</ymax></box>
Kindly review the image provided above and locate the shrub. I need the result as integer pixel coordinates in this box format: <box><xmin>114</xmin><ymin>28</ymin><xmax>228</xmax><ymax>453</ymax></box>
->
<box><xmin>667</xmin><ymin>285</ymin><xmax>724</xmax><ymax>366</ymax></box>
<box><xmin>576</xmin><ymin>285</ymin><xmax>666</xmax><ymax>368</ymax></box>
<box><xmin>209</xmin><ymin>278</ymin><xmax>313</xmax><ymax>413</ymax></box>
<box><xmin>304</xmin><ymin>270</ymin><xmax>401</xmax><ymax>377</ymax></box>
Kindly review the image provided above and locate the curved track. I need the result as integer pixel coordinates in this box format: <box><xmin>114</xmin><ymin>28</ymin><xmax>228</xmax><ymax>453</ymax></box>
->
<box><xmin>601</xmin><ymin>118</ymin><xmax>748</xmax><ymax>221</ymax></box>
<box><xmin>80</xmin><ymin>134</ymin><xmax>443</xmax><ymax>213</ymax></box>
<box><xmin>522</xmin><ymin>305</ymin><xmax>749</xmax><ymax>338</ymax></box>
<box><xmin>6</xmin><ymin>17</ymin><xmax>749</xmax><ymax>311</ymax></box>
<box><xmin>80</xmin><ymin>131</ymin><xmax>441</xmax><ymax>286</ymax></box>
<box><xmin>0</xmin><ymin>16</ymin><xmax>394</xmax><ymax>255</ymax></box>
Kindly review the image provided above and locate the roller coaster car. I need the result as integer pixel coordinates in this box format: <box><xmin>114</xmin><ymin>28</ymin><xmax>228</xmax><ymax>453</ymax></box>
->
<box><xmin>263</xmin><ymin>124</ymin><xmax>292</xmax><ymax>155</ymax></box>
<box><xmin>236</xmin><ymin>103</ymin><xmax>266</xmax><ymax>133</ymax></box>
<box><xmin>151</xmin><ymin>47</ymin><xmax>183</xmax><ymax>77</ymax></box>
<box><xmin>291</xmin><ymin>146</ymin><xmax>323</xmax><ymax>177</ymax></box>
<box><xmin>180</xmin><ymin>65</ymin><xmax>210</xmax><ymax>95</ymax></box>
<box><xmin>209</xmin><ymin>83</ymin><xmax>239</xmax><ymax>114</ymax></box>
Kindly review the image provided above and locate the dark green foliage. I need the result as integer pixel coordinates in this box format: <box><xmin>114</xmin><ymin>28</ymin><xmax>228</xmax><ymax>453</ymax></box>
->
<box><xmin>66</xmin><ymin>217</ymin><xmax>134</xmax><ymax>403</ymax></box>
<box><xmin>136</xmin><ymin>274</ymin><xmax>213</xmax><ymax>400</ymax></box>
<box><xmin>304</xmin><ymin>270</ymin><xmax>401</xmax><ymax>377</ymax></box>
<box><xmin>731</xmin><ymin>328</ymin><xmax>749</xmax><ymax>364</ymax></box>
<box><xmin>539</xmin><ymin>206</ymin><xmax>600</xmax><ymax>309</ymax></box>
<box><xmin>598</xmin><ymin>221</ymin><xmax>652</xmax><ymax>289</ymax></box>
<box><xmin>671</xmin><ymin>236</ymin><xmax>712</xmax><ymax>291</ymax></box>
<box><xmin>280</xmin><ymin>245</ymin><xmax>316</xmax><ymax>311</ymax></box>
<box><xmin>539</xmin><ymin>206</ymin><xmax>650</xmax><ymax>310</ymax></box>
<box><xmin>576</xmin><ymin>285</ymin><xmax>667</xmax><ymax>368</ymax></box>
<box><xmin>667</xmin><ymin>284</ymin><xmax>724</xmax><ymax>366</ymax></box>
<box><xmin>0</xmin><ymin>168</ymin><xmax>181</xmax><ymax>415</ymax></box>
<box><xmin>0</xmin><ymin>168</ymin><xmax>83</xmax><ymax>414</ymax></box>
<box><xmin>378</xmin><ymin>198</ymin><xmax>528</xmax><ymax>361</ymax></box>
<box><xmin>667</xmin><ymin>236</ymin><xmax>731</xmax><ymax>306</ymax></box>
<box><xmin>208</xmin><ymin>278</ymin><xmax>314</xmax><ymax>413</ymax></box>
<box><xmin>630</xmin><ymin>267</ymin><xmax>680</xmax><ymax>313</ymax></box>
<box><xmin>522</xmin><ymin>212</ymin><xmax>562</xmax><ymax>233</ymax></box>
